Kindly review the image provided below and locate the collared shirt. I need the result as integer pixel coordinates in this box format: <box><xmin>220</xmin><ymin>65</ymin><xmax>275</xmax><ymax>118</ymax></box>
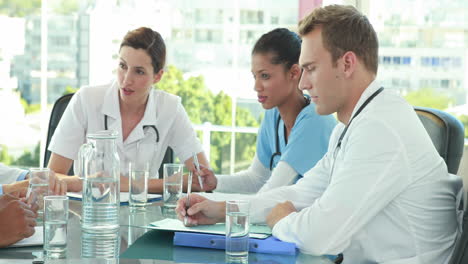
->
<box><xmin>249</xmin><ymin>80</ymin><xmax>463</xmax><ymax>264</ymax></box>
<box><xmin>0</xmin><ymin>163</ymin><xmax>28</xmax><ymax>195</ymax></box>
<box><xmin>216</xmin><ymin>103</ymin><xmax>336</xmax><ymax>194</ymax></box>
<box><xmin>48</xmin><ymin>80</ymin><xmax>203</xmax><ymax>178</ymax></box>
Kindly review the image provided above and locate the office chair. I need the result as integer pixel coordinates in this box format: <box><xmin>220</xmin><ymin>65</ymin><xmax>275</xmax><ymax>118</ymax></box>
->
<box><xmin>414</xmin><ymin>106</ymin><xmax>465</xmax><ymax>174</ymax></box>
<box><xmin>44</xmin><ymin>93</ymin><xmax>75</xmax><ymax>175</ymax></box>
<box><xmin>44</xmin><ymin>93</ymin><xmax>174</xmax><ymax>176</ymax></box>
<box><xmin>415</xmin><ymin>107</ymin><xmax>467</xmax><ymax>264</ymax></box>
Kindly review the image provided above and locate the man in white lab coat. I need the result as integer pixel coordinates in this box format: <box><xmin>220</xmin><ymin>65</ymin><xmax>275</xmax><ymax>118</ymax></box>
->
<box><xmin>0</xmin><ymin>163</ymin><xmax>66</xmax><ymax>247</ymax></box>
<box><xmin>176</xmin><ymin>5</ymin><xmax>463</xmax><ymax>264</ymax></box>
<box><xmin>0</xmin><ymin>163</ymin><xmax>37</xmax><ymax>247</ymax></box>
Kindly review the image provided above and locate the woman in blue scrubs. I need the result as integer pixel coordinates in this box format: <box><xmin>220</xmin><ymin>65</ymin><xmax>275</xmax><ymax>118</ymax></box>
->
<box><xmin>200</xmin><ymin>28</ymin><xmax>336</xmax><ymax>194</ymax></box>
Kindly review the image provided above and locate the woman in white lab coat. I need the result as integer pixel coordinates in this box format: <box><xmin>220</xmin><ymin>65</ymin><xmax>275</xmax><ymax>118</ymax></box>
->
<box><xmin>47</xmin><ymin>27</ymin><xmax>209</xmax><ymax>193</ymax></box>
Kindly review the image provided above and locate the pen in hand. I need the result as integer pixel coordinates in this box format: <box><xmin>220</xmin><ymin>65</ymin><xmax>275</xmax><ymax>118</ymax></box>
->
<box><xmin>193</xmin><ymin>153</ymin><xmax>204</xmax><ymax>190</ymax></box>
<box><xmin>184</xmin><ymin>171</ymin><xmax>192</xmax><ymax>226</ymax></box>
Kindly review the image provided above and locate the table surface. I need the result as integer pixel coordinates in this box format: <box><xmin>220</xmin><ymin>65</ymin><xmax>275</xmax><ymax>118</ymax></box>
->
<box><xmin>0</xmin><ymin>200</ymin><xmax>334</xmax><ymax>264</ymax></box>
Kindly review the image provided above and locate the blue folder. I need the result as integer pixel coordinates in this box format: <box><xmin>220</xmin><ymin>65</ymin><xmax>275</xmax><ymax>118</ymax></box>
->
<box><xmin>173</xmin><ymin>232</ymin><xmax>297</xmax><ymax>255</ymax></box>
<box><xmin>173</xmin><ymin>245</ymin><xmax>297</xmax><ymax>264</ymax></box>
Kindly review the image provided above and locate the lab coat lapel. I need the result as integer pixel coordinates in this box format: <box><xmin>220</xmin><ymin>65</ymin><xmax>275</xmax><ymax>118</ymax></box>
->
<box><xmin>124</xmin><ymin>89</ymin><xmax>157</xmax><ymax>146</ymax></box>
<box><xmin>101</xmin><ymin>80</ymin><xmax>124</xmax><ymax>151</ymax></box>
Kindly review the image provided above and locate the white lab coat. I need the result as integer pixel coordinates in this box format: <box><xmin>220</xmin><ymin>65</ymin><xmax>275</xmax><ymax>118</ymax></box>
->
<box><xmin>48</xmin><ymin>80</ymin><xmax>203</xmax><ymax>178</ymax></box>
<box><xmin>249</xmin><ymin>81</ymin><xmax>463</xmax><ymax>264</ymax></box>
<box><xmin>0</xmin><ymin>163</ymin><xmax>25</xmax><ymax>184</ymax></box>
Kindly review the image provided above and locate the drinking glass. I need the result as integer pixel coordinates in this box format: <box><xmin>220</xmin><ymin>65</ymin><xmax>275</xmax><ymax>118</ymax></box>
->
<box><xmin>163</xmin><ymin>164</ymin><xmax>184</xmax><ymax>208</ymax></box>
<box><xmin>43</xmin><ymin>196</ymin><xmax>69</xmax><ymax>259</ymax></box>
<box><xmin>129</xmin><ymin>162</ymin><xmax>149</xmax><ymax>209</ymax></box>
<box><xmin>27</xmin><ymin>168</ymin><xmax>51</xmax><ymax>224</ymax></box>
<box><xmin>225</xmin><ymin>200</ymin><xmax>250</xmax><ymax>264</ymax></box>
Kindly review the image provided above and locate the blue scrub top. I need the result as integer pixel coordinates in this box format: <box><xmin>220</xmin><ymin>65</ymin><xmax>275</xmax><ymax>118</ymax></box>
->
<box><xmin>256</xmin><ymin>103</ymin><xmax>336</xmax><ymax>176</ymax></box>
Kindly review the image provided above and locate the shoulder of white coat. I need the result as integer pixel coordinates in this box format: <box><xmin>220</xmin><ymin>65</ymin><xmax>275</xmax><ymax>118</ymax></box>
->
<box><xmin>153</xmin><ymin>89</ymin><xmax>182</xmax><ymax>108</ymax></box>
<box><xmin>374</xmin><ymin>88</ymin><xmax>409</xmax><ymax>109</ymax></box>
<box><xmin>73</xmin><ymin>83</ymin><xmax>111</xmax><ymax>104</ymax></box>
<box><xmin>73</xmin><ymin>82</ymin><xmax>114</xmax><ymax>110</ymax></box>
<box><xmin>76</xmin><ymin>82</ymin><xmax>110</xmax><ymax>97</ymax></box>
<box><xmin>362</xmin><ymin>89</ymin><xmax>415</xmax><ymax>126</ymax></box>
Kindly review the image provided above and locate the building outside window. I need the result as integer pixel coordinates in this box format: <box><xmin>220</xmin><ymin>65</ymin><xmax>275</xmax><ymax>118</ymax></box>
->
<box><xmin>2</xmin><ymin>0</ymin><xmax>467</xmax><ymax>172</ymax></box>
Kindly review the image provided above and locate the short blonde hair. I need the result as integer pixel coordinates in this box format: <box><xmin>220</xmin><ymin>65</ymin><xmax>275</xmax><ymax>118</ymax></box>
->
<box><xmin>298</xmin><ymin>5</ymin><xmax>378</xmax><ymax>74</ymax></box>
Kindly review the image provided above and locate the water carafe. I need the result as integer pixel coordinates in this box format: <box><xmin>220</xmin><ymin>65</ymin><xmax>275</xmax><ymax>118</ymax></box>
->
<box><xmin>78</xmin><ymin>130</ymin><xmax>120</xmax><ymax>234</ymax></box>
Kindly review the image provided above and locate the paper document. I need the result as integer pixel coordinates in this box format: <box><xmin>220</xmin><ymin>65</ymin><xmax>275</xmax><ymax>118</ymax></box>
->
<box><xmin>9</xmin><ymin>226</ymin><xmax>43</xmax><ymax>247</ymax></box>
<box><xmin>149</xmin><ymin>218</ymin><xmax>271</xmax><ymax>239</ymax></box>
<box><xmin>67</xmin><ymin>192</ymin><xmax>161</xmax><ymax>205</ymax></box>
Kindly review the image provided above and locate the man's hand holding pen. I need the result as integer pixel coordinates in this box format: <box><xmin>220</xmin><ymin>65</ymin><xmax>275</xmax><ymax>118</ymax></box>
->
<box><xmin>176</xmin><ymin>193</ymin><xmax>225</xmax><ymax>226</ymax></box>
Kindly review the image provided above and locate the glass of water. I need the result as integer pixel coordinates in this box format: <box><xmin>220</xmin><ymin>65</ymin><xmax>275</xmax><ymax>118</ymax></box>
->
<box><xmin>226</xmin><ymin>200</ymin><xmax>250</xmax><ymax>264</ymax></box>
<box><xmin>129</xmin><ymin>162</ymin><xmax>149</xmax><ymax>209</ymax></box>
<box><xmin>163</xmin><ymin>163</ymin><xmax>184</xmax><ymax>208</ymax></box>
<box><xmin>27</xmin><ymin>168</ymin><xmax>51</xmax><ymax>224</ymax></box>
<box><xmin>43</xmin><ymin>196</ymin><xmax>69</xmax><ymax>259</ymax></box>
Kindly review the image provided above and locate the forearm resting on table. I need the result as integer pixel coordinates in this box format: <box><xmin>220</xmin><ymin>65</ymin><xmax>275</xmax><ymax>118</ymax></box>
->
<box><xmin>2</xmin><ymin>180</ymin><xmax>29</xmax><ymax>195</ymax></box>
<box><xmin>148</xmin><ymin>178</ymin><xmax>163</xmax><ymax>193</ymax></box>
<box><xmin>143</xmin><ymin>175</ymin><xmax>197</xmax><ymax>194</ymax></box>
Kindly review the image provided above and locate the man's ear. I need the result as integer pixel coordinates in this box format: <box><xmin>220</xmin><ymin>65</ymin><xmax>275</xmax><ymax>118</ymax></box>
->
<box><xmin>153</xmin><ymin>69</ymin><xmax>164</xmax><ymax>84</ymax></box>
<box><xmin>342</xmin><ymin>51</ymin><xmax>357</xmax><ymax>78</ymax></box>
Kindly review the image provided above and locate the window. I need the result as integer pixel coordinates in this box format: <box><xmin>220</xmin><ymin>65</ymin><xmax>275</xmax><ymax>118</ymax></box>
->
<box><xmin>0</xmin><ymin>0</ymin><xmax>300</xmax><ymax>173</ymax></box>
<box><xmin>421</xmin><ymin>57</ymin><xmax>431</xmax><ymax>67</ymax></box>
<box><xmin>402</xmin><ymin>56</ymin><xmax>411</xmax><ymax>65</ymax></box>
<box><xmin>195</xmin><ymin>29</ymin><xmax>222</xmax><ymax>43</ymax></box>
<box><xmin>240</xmin><ymin>10</ymin><xmax>264</xmax><ymax>24</ymax></box>
<box><xmin>441</xmin><ymin>79</ymin><xmax>450</xmax><ymax>89</ymax></box>
<box><xmin>369</xmin><ymin>0</ymin><xmax>467</xmax><ymax>108</ymax></box>
<box><xmin>271</xmin><ymin>16</ymin><xmax>279</xmax><ymax>24</ymax></box>
<box><xmin>383</xmin><ymin>56</ymin><xmax>391</xmax><ymax>65</ymax></box>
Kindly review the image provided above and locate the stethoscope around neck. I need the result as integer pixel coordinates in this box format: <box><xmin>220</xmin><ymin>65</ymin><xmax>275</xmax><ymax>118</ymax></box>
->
<box><xmin>269</xmin><ymin>96</ymin><xmax>311</xmax><ymax>170</ymax></box>
<box><xmin>329</xmin><ymin>87</ymin><xmax>384</xmax><ymax>177</ymax></box>
<box><xmin>104</xmin><ymin>114</ymin><xmax>160</xmax><ymax>143</ymax></box>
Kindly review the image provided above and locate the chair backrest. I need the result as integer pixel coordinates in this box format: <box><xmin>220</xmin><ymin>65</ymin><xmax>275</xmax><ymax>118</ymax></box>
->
<box><xmin>414</xmin><ymin>106</ymin><xmax>465</xmax><ymax>174</ymax></box>
<box><xmin>44</xmin><ymin>93</ymin><xmax>75</xmax><ymax>174</ymax></box>
<box><xmin>159</xmin><ymin>147</ymin><xmax>174</xmax><ymax>179</ymax></box>
<box><xmin>415</xmin><ymin>107</ymin><xmax>466</xmax><ymax>264</ymax></box>
<box><xmin>44</xmin><ymin>93</ymin><xmax>174</xmax><ymax>176</ymax></box>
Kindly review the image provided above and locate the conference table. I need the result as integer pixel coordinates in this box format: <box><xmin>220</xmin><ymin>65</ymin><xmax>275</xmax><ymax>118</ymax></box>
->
<box><xmin>0</xmin><ymin>199</ymin><xmax>334</xmax><ymax>264</ymax></box>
